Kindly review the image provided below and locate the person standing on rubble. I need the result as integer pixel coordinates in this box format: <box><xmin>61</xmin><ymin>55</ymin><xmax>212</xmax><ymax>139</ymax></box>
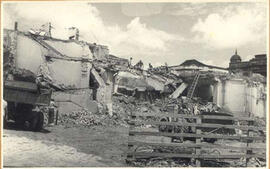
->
<box><xmin>193</xmin><ymin>104</ymin><xmax>200</xmax><ymax>115</ymax></box>
<box><xmin>48</xmin><ymin>99</ymin><xmax>57</xmax><ymax>126</ymax></box>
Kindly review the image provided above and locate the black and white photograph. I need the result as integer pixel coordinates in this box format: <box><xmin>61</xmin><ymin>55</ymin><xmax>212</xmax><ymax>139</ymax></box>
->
<box><xmin>2</xmin><ymin>0</ymin><xmax>268</xmax><ymax>167</ymax></box>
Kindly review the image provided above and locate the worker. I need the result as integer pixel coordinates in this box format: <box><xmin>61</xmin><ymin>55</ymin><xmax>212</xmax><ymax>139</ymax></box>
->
<box><xmin>193</xmin><ymin>104</ymin><xmax>200</xmax><ymax>115</ymax></box>
<box><xmin>48</xmin><ymin>99</ymin><xmax>57</xmax><ymax>126</ymax></box>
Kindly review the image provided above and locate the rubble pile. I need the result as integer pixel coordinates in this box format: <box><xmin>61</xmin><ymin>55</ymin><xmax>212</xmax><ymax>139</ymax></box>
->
<box><xmin>58</xmin><ymin>98</ymin><xmax>133</xmax><ymax>128</ymax></box>
<box><xmin>59</xmin><ymin>109</ymin><xmax>103</xmax><ymax>127</ymax></box>
<box><xmin>229</xmin><ymin>157</ymin><xmax>266</xmax><ymax>167</ymax></box>
<box><xmin>112</xmin><ymin>95</ymin><xmax>138</xmax><ymax>126</ymax></box>
<box><xmin>130</xmin><ymin>158</ymin><xmax>192</xmax><ymax>167</ymax></box>
<box><xmin>112</xmin><ymin>95</ymin><xmax>137</xmax><ymax>117</ymax></box>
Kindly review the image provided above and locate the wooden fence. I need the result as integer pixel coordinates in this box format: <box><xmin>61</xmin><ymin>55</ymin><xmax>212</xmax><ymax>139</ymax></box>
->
<box><xmin>126</xmin><ymin>111</ymin><xmax>266</xmax><ymax>167</ymax></box>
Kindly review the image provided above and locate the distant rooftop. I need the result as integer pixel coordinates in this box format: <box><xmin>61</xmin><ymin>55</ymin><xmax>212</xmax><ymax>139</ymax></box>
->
<box><xmin>170</xmin><ymin>59</ymin><xmax>228</xmax><ymax>70</ymax></box>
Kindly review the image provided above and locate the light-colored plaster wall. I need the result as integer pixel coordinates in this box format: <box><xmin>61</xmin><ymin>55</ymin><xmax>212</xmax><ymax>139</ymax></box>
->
<box><xmin>16</xmin><ymin>35</ymin><xmax>45</xmax><ymax>73</ymax></box>
<box><xmin>213</xmin><ymin>79</ymin><xmax>266</xmax><ymax>118</ymax></box>
<box><xmin>15</xmin><ymin>34</ymin><xmax>91</xmax><ymax>88</ymax></box>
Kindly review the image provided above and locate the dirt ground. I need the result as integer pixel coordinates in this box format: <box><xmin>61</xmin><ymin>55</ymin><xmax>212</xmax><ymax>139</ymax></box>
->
<box><xmin>3</xmin><ymin>124</ymin><xmax>129</xmax><ymax>167</ymax></box>
<box><xmin>3</xmin><ymin>123</ymin><xmax>266</xmax><ymax>167</ymax></box>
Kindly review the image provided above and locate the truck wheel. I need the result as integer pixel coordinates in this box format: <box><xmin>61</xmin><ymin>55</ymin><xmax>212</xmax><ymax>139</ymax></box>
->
<box><xmin>30</xmin><ymin>113</ymin><xmax>39</xmax><ymax>131</ymax></box>
<box><xmin>35</xmin><ymin>112</ymin><xmax>44</xmax><ymax>132</ymax></box>
<box><xmin>3</xmin><ymin>109</ymin><xmax>8</xmax><ymax>129</ymax></box>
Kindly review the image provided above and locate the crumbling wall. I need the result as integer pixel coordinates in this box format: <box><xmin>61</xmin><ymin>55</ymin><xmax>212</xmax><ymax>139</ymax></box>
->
<box><xmin>5</xmin><ymin>30</ymin><xmax>97</xmax><ymax>113</ymax></box>
<box><xmin>44</xmin><ymin>40</ymin><xmax>93</xmax><ymax>58</ymax></box>
<box><xmin>89</xmin><ymin>44</ymin><xmax>109</xmax><ymax>60</ymax></box>
<box><xmin>16</xmin><ymin>34</ymin><xmax>45</xmax><ymax>73</ymax></box>
<box><xmin>53</xmin><ymin>89</ymin><xmax>98</xmax><ymax>114</ymax></box>
<box><xmin>90</xmin><ymin>68</ymin><xmax>113</xmax><ymax>115</ymax></box>
<box><xmin>245</xmin><ymin>84</ymin><xmax>266</xmax><ymax>118</ymax></box>
<box><xmin>47</xmin><ymin>59</ymin><xmax>91</xmax><ymax>88</ymax></box>
<box><xmin>13</xmin><ymin>33</ymin><xmax>92</xmax><ymax>89</ymax></box>
<box><xmin>213</xmin><ymin>79</ymin><xmax>266</xmax><ymax>118</ymax></box>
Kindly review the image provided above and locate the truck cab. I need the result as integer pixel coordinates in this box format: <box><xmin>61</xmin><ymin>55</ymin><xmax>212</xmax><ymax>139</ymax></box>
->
<box><xmin>4</xmin><ymin>80</ymin><xmax>52</xmax><ymax>131</ymax></box>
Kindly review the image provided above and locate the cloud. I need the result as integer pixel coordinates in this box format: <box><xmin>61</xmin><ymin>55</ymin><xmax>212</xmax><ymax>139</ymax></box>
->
<box><xmin>165</xmin><ymin>3</ymin><xmax>209</xmax><ymax>16</ymax></box>
<box><xmin>3</xmin><ymin>2</ymin><xmax>180</xmax><ymax>63</ymax></box>
<box><xmin>191</xmin><ymin>3</ymin><xmax>267</xmax><ymax>49</ymax></box>
<box><xmin>121</xmin><ymin>3</ymin><xmax>163</xmax><ymax>17</ymax></box>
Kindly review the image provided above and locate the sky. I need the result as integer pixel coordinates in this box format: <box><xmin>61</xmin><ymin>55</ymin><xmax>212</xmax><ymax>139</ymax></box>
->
<box><xmin>3</xmin><ymin>1</ymin><xmax>268</xmax><ymax>68</ymax></box>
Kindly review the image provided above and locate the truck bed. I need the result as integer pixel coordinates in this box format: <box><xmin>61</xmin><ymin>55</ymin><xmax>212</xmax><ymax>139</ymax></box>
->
<box><xmin>4</xmin><ymin>80</ymin><xmax>52</xmax><ymax>106</ymax></box>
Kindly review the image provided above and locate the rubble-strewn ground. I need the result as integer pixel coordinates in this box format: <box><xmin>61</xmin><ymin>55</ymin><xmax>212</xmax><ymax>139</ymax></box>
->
<box><xmin>3</xmin><ymin>125</ymin><xmax>129</xmax><ymax>167</ymax></box>
<box><xmin>3</xmin><ymin>95</ymin><xmax>266</xmax><ymax>167</ymax></box>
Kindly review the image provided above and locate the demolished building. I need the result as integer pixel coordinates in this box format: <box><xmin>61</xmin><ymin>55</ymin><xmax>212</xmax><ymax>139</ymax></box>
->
<box><xmin>3</xmin><ymin>24</ymin><xmax>114</xmax><ymax>115</ymax></box>
<box><xmin>3</xmin><ymin>22</ymin><xmax>267</xmax><ymax>120</ymax></box>
<box><xmin>151</xmin><ymin>59</ymin><xmax>267</xmax><ymax>118</ymax></box>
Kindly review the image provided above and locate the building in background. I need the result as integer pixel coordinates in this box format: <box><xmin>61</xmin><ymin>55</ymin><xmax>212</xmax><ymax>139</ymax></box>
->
<box><xmin>229</xmin><ymin>50</ymin><xmax>267</xmax><ymax>77</ymax></box>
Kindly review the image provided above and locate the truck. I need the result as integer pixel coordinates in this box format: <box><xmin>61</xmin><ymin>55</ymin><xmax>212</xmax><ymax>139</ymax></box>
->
<box><xmin>3</xmin><ymin>80</ymin><xmax>52</xmax><ymax>131</ymax></box>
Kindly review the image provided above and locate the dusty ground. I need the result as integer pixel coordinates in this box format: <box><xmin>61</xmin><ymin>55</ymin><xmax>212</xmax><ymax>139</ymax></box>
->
<box><xmin>3</xmin><ymin>124</ymin><xmax>129</xmax><ymax>167</ymax></box>
<box><xmin>3</xmin><ymin>123</ymin><xmax>266</xmax><ymax>167</ymax></box>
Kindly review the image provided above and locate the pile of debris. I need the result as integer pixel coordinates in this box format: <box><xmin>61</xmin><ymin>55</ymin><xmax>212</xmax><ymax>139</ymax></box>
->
<box><xmin>130</xmin><ymin>158</ymin><xmax>192</xmax><ymax>167</ymax></box>
<box><xmin>58</xmin><ymin>97</ymin><xmax>134</xmax><ymax>128</ymax></box>
<box><xmin>58</xmin><ymin>109</ymin><xmax>103</xmax><ymax>127</ymax></box>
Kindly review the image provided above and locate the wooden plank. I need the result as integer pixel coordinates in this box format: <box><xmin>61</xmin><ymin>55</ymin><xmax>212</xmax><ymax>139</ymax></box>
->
<box><xmin>196</xmin><ymin>118</ymin><xmax>202</xmax><ymax>166</ymax></box>
<box><xmin>132</xmin><ymin>112</ymin><xmax>199</xmax><ymax>119</ymax></box>
<box><xmin>127</xmin><ymin>141</ymin><xmax>266</xmax><ymax>151</ymax></box>
<box><xmin>202</xmin><ymin>115</ymin><xmax>255</xmax><ymax>121</ymax></box>
<box><xmin>132</xmin><ymin>113</ymin><xmax>256</xmax><ymax>121</ymax></box>
<box><xmin>127</xmin><ymin>152</ymin><xmax>266</xmax><ymax>159</ymax></box>
<box><xmin>131</xmin><ymin>121</ymin><xmax>265</xmax><ymax>131</ymax></box>
<box><xmin>129</xmin><ymin>131</ymin><xmax>265</xmax><ymax>141</ymax></box>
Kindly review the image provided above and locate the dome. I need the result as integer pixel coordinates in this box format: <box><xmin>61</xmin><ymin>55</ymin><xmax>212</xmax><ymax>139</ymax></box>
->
<box><xmin>230</xmin><ymin>49</ymin><xmax>241</xmax><ymax>62</ymax></box>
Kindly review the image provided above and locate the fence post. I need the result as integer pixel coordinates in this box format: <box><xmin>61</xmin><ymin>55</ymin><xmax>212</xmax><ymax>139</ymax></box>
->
<box><xmin>126</xmin><ymin>111</ymin><xmax>136</xmax><ymax>163</ymax></box>
<box><xmin>246</xmin><ymin>120</ymin><xmax>253</xmax><ymax>167</ymax></box>
<box><xmin>196</xmin><ymin>116</ymin><xmax>202</xmax><ymax>167</ymax></box>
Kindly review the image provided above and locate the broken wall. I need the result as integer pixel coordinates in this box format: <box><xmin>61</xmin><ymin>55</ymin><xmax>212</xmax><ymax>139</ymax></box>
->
<box><xmin>47</xmin><ymin>59</ymin><xmax>91</xmax><ymax>88</ymax></box>
<box><xmin>16</xmin><ymin>34</ymin><xmax>45</xmax><ymax>73</ymax></box>
<box><xmin>90</xmin><ymin>68</ymin><xmax>113</xmax><ymax>115</ymax></box>
<box><xmin>5</xmin><ymin>30</ymin><xmax>97</xmax><ymax>114</ymax></box>
<box><xmin>44</xmin><ymin>40</ymin><xmax>93</xmax><ymax>58</ymax></box>
<box><xmin>89</xmin><ymin>44</ymin><xmax>109</xmax><ymax>59</ymax></box>
<box><xmin>53</xmin><ymin>89</ymin><xmax>98</xmax><ymax>114</ymax></box>
<box><xmin>14</xmin><ymin>33</ymin><xmax>91</xmax><ymax>89</ymax></box>
<box><xmin>245</xmin><ymin>84</ymin><xmax>266</xmax><ymax>118</ymax></box>
<box><xmin>213</xmin><ymin>79</ymin><xmax>266</xmax><ymax>118</ymax></box>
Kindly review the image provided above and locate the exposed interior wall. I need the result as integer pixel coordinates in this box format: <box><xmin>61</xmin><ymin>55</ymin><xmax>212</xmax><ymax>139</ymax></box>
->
<box><xmin>213</xmin><ymin>79</ymin><xmax>266</xmax><ymax>118</ymax></box>
<box><xmin>15</xmin><ymin>34</ymin><xmax>92</xmax><ymax>89</ymax></box>
<box><xmin>16</xmin><ymin>34</ymin><xmax>45</xmax><ymax>72</ymax></box>
<box><xmin>224</xmin><ymin>80</ymin><xmax>246</xmax><ymax>116</ymax></box>
<box><xmin>11</xmin><ymin>32</ymin><xmax>97</xmax><ymax>113</ymax></box>
<box><xmin>44</xmin><ymin>40</ymin><xmax>93</xmax><ymax>58</ymax></box>
<box><xmin>47</xmin><ymin>59</ymin><xmax>91</xmax><ymax>88</ymax></box>
<box><xmin>245</xmin><ymin>84</ymin><xmax>266</xmax><ymax>118</ymax></box>
<box><xmin>53</xmin><ymin>89</ymin><xmax>98</xmax><ymax>114</ymax></box>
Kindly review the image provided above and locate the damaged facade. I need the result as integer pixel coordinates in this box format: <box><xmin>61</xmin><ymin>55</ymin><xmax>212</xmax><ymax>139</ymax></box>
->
<box><xmin>3</xmin><ymin>23</ymin><xmax>267</xmax><ymax>120</ymax></box>
<box><xmin>3</xmin><ymin>26</ymin><xmax>112</xmax><ymax>115</ymax></box>
<box><xmin>149</xmin><ymin>58</ymin><xmax>267</xmax><ymax>118</ymax></box>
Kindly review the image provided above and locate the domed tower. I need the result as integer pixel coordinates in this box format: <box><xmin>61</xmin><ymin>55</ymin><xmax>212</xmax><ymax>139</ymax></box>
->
<box><xmin>229</xmin><ymin>49</ymin><xmax>242</xmax><ymax>74</ymax></box>
<box><xmin>230</xmin><ymin>49</ymin><xmax>241</xmax><ymax>63</ymax></box>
